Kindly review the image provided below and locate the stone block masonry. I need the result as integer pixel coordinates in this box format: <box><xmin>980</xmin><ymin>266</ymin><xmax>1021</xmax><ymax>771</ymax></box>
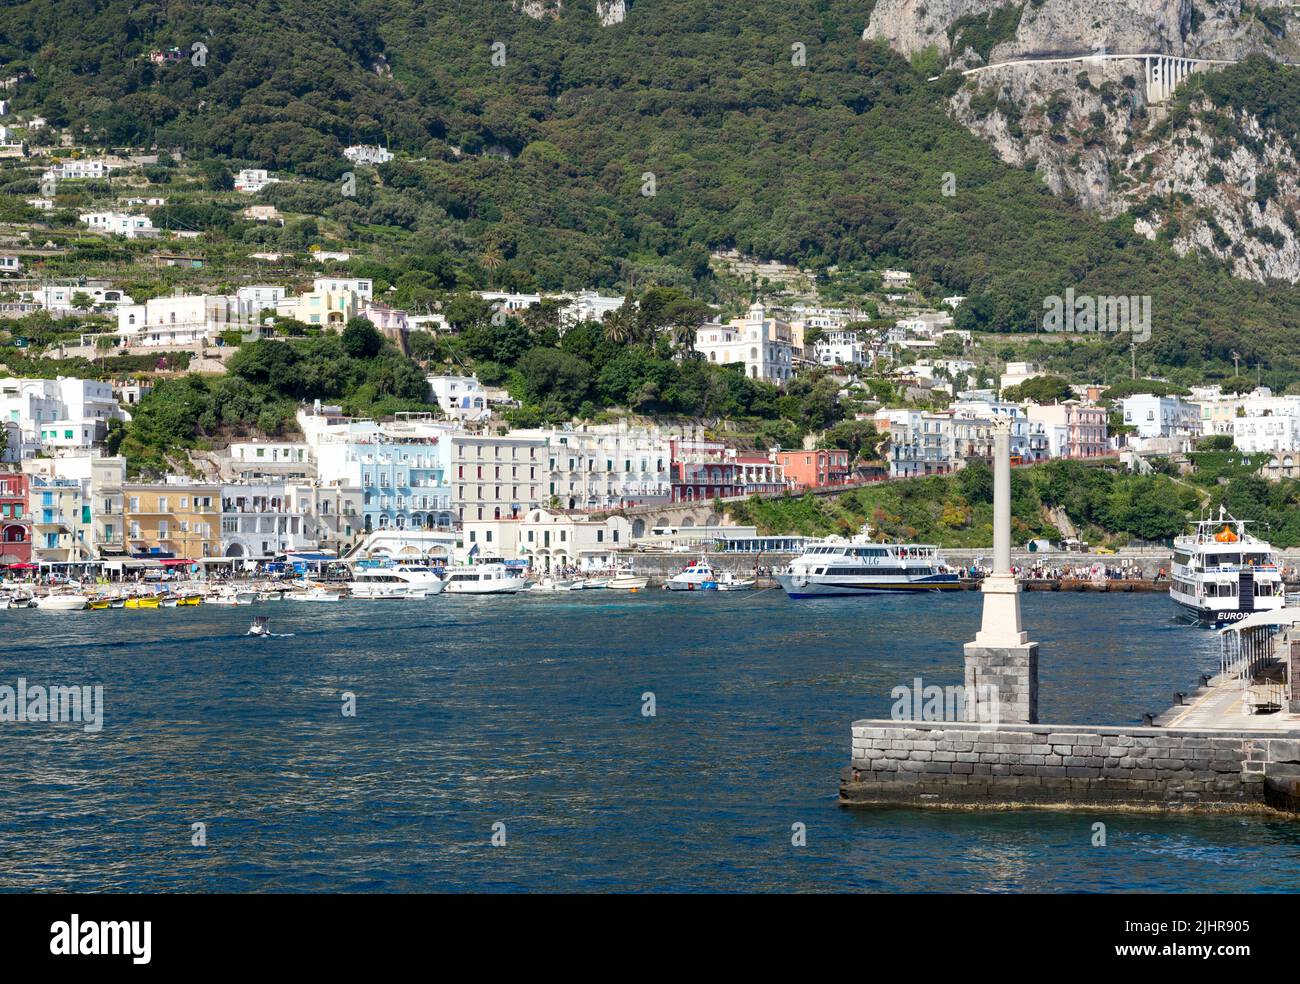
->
<box><xmin>964</xmin><ymin>644</ymin><xmax>1037</xmax><ymax>724</ymax></box>
<box><xmin>842</xmin><ymin>720</ymin><xmax>1300</xmax><ymax>812</ymax></box>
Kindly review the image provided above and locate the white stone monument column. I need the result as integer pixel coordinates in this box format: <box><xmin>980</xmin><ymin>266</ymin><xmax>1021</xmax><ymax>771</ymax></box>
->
<box><xmin>963</xmin><ymin>416</ymin><xmax>1038</xmax><ymax>724</ymax></box>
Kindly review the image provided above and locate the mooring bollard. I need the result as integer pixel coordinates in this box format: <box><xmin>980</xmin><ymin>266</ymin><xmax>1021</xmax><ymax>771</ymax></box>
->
<box><xmin>1142</xmin><ymin>712</ymin><xmax>1156</xmax><ymax>726</ymax></box>
<box><xmin>1175</xmin><ymin>692</ymin><xmax>1186</xmax><ymax>705</ymax></box>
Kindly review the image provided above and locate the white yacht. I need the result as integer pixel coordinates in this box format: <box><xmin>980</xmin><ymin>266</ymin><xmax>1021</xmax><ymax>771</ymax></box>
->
<box><xmin>442</xmin><ymin>562</ymin><xmax>526</xmax><ymax>595</ymax></box>
<box><xmin>1170</xmin><ymin>512</ymin><xmax>1284</xmax><ymax>625</ymax></box>
<box><xmin>776</xmin><ymin>530</ymin><xmax>960</xmax><ymax>598</ymax></box>
<box><xmin>347</xmin><ymin>567</ymin><xmax>445</xmax><ymax>599</ymax></box>
<box><xmin>34</xmin><ymin>592</ymin><xmax>90</xmax><ymax>611</ymax></box>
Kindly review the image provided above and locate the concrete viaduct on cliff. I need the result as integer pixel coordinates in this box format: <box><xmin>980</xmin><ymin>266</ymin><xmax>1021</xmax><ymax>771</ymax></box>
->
<box><xmin>937</xmin><ymin>50</ymin><xmax>1289</xmax><ymax>105</ymax></box>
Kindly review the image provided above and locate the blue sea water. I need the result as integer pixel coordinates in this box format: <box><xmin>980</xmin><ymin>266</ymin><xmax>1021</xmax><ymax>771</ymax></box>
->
<box><xmin>2</xmin><ymin>589</ymin><xmax>1299</xmax><ymax>893</ymax></box>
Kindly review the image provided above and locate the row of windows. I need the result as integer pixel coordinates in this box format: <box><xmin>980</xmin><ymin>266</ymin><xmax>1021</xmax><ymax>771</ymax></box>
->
<box><xmin>457</xmin><ymin>465</ymin><xmax>536</xmax><ymax>480</ymax></box>
<box><xmin>459</xmin><ymin>445</ymin><xmax>541</xmax><ymax>460</ymax></box>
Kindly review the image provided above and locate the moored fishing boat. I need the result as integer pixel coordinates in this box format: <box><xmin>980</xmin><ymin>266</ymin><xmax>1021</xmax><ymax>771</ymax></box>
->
<box><xmin>285</xmin><ymin>586</ymin><xmax>344</xmax><ymax>602</ymax></box>
<box><xmin>715</xmin><ymin>574</ymin><xmax>754</xmax><ymax>591</ymax></box>
<box><xmin>664</xmin><ymin>559</ymin><xmax>728</xmax><ymax>591</ymax></box>
<box><xmin>526</xmin><ymin>576</ymin><xmax>583</xmax><ymax>592</ymax></box>
<box><xmin>206</xmin><ymin>588</ymin><xmax>257</xmax><ymax>606</ymax></box>
<box><xmin>608</xmin><ymin>573</ymin><xmax>649</xmax><ymax>591</ymax></box>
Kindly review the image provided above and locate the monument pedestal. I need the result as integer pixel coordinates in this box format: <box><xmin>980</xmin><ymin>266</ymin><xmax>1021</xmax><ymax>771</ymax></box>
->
<box><xmin>962</xmin><ymin>484</ymin><xmax>1038</xmax><ymax>724</ymax></box>
<box><xmin>963</xmin><ymin>641</ymin><xmax>1039</xmax><ymax>724</ymax></box>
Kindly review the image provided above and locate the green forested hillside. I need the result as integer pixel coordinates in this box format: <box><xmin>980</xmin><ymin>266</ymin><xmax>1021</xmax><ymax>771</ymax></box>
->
<box><xmin>4</xmin><ymin>1</ymin><xmax>1300</xmax><ymax>381</ymax></box>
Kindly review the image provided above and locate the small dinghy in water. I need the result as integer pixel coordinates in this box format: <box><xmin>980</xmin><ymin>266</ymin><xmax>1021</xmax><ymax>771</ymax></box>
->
<box><xmin>247</xmin><ymin>615</ymin><xmax>270</xmax><ymax>637</ymax></box>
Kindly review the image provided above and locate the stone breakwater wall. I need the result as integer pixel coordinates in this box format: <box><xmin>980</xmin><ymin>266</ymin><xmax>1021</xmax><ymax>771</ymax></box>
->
<box><xmin>842</xmin><ymin>720</ymin><xmax>1300</xmax><ymax>812</ymax></box>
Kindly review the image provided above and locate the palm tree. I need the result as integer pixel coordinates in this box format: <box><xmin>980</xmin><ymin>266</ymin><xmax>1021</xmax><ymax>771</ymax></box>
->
<box><xmin>603</xmin><ymin>304</ymin><xmax>638</xmax><ymax>345</ymax></box>
<box><xmin>670</xmin><ymin>320</ymin><xmax>697</xmax><ymax>357</ymax></box>
<box><xmin>479</xmin><ymin>248</ymin><xmax>504</xmax><ymax>287</ymax></box>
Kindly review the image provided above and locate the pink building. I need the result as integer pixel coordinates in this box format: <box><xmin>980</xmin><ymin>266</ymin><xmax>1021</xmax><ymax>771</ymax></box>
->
<box><xmin>1027</xmin><ymin>402</ymin><xmax>1108</xmax><ymax>458</ymax></box>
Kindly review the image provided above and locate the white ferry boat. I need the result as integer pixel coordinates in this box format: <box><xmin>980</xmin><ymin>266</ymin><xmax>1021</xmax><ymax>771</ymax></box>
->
<box><xmin>442</xmin><ymin>562</ymin><xmax>526</xmax><ymax>595</ymax></box>
<box><xmin>775</xmin><ymin>530</ymin><xmax>960</xmax><ymax>598</ymax></box>
<box><xmin>1170</xmin><ymin>512</ymin><xmax>1285</xmax><ymax>625</ymax></box>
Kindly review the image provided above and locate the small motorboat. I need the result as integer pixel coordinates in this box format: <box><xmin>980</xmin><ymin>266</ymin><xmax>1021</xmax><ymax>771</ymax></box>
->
<box><xmin>247</xmin><ymin>616</ymin><xmax>270</xmax><ymax>637</ymax></box>
<box><xmin>608</xmin><ymin>574</ymin><xmax>650</xmax><ymax>592</ymax></box>
<box><xmin>35</xmin><ymin>593</ymin><xmax>90</xmax><ymax>611</ymax></box>
<box><xmin>125</xmin><ymin>595</ymin><xmax>160</xmax><ymax>609</ymax></box>
<box><xmin>285</xmin><ymin>587</ymin><xmax>343</xmax><ymax>602</ymax></box>
<box><xmin>715</xmin><ymin>574</ymin><xmax>755</xmax><ymax>591</ymax></box>
<box><xmin>208</xmin><ymin>590</ymin><xmax>257</xmax><ymax>606</ymax></box>
<box><xmin>531</xmin><ymin>576</ymin><xmax>584</xmax><ymax>592</ymax></box>
<box><xmin>175</xmin><ymin>595</ymin><xmax>202</xmax><ymax>606</ymax></box>
<box><xmin>582</xmin><ymin>578</ymin><xmax>610</xmax><ymax>589</ymax></box>
<box><xmin>88</xmin><ymin>598</ymin><xmax>111</xmax><ymax>610</ymax></box>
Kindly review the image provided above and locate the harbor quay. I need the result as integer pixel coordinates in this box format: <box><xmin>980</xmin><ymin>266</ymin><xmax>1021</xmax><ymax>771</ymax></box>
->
<box><xmin>841</xmin><ymin>419</ymin><xmax>1300</xmax><ymax>816</ymax></box>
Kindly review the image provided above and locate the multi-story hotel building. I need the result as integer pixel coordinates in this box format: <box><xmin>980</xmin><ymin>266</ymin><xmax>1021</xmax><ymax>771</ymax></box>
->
<box><xmin>123</xmin><ymin>483</ymin><xmax>221</xmax><ymax>559</ymax></box>
<box><xmin>450</xmin><ymin>434</ymin><xmax>548</xmax><ymax>522</ymax></box>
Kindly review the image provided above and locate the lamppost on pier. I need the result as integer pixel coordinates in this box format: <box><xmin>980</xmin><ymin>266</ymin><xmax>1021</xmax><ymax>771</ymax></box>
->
<box><xmin>963</xmin><ymin>416</ymin><xmax>1039</xmax><ymax>724</ymax></box>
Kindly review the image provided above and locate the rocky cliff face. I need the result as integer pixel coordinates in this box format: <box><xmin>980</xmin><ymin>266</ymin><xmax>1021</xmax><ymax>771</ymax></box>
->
<box><xmin>868</xmin><ymin>0</ymin><xmax>1300</xmax><ymax>281</ymax></box>
<box><xmin>597</xmin><ymin>0</ymin><xmax>628</xmax><ymax>25</ymax></box>
<box><xmin>864</xmin><ymin>0</ymin><xmax>1289</xmax><ymax>62</ymax></box>
<box><xmin>510</xmin><ymin>0</ymin><xmax>628</xmax><ymax>24</ymax></box>
<box><xmin>512</xmin><ymin>0</ymin><xmax>562</xmax><ymax>20</ymax></box>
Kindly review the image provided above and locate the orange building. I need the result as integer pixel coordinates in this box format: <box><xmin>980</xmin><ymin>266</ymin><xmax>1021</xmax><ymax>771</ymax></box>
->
<box><xmin>775</xmin><ymin>449</ymin><xmax>851</xmax><ymax>490</ymax></box>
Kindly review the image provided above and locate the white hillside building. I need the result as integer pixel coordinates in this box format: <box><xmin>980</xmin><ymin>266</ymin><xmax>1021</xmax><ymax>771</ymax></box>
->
<box><xmin>695</xmin><ymin>303</ymin><xmax>794</xmax><ymax>384</ymax></box>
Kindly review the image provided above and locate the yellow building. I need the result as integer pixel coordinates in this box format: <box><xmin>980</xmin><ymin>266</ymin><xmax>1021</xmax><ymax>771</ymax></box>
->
<box><xmin>123</xmin><ymin>483</ymin><xmax>220</xmax><ymax>559</ymax></box>
<box><xmin>275</xmin><ymin>287</ymin><xmax>361</xmax><ymax>329</ymax></box>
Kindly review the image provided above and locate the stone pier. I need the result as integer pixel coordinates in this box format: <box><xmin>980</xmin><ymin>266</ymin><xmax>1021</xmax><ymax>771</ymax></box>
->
<box><xmin>842</xmin><ymin>719</ymin><xmax>1300</xmax><ymax>811</ymax></box>
<box><xmin>838</xmin><ymin>418</ymin><xmax>1300</xmax><ymax>814</ymax></box>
